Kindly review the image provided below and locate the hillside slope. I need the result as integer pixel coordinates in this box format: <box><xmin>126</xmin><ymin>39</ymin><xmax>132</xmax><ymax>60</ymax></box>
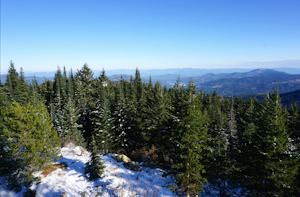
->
<box><xmin>0</xmin><ymin>146</ymin><xmax>174</xmax><ymax>197</ymax></box>
<box><xmin>194</xmin><ymin>72</ymin><xmax>300</xmax><ymax>96</ymax></box>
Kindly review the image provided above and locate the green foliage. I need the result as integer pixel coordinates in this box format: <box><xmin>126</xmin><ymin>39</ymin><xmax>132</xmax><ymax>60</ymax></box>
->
<box><xmin>93</xmin><ymin>96</ymin><xmax>114</xmax><ymax>153</ymax></box>
<box><xmin>76</xmin><ymin>63</ymin><xmax>97</xmax><ymax>144</ymax></box>
<box><xmin>237</xmin><ymin>91</ymin><xmax>300</xmax><ymax>196</ymax></box>
<box><xmin>170</xmin><ymin>79</ymin><xmax>211</xmax><ymax>196</ymax></box>
<box><xmin>1</xmin><ymin>102</ymin><xmax>60</xmax><ymax>191</ymax></box>
<box><xmin>60</xmin><ymin>95</ymin><xmax>84</xmax><ymax>146</ymax></box>
<box><xmin>112</xmin><ymin>81</ymin><xmax>129</xmax><ymax>150</ymax></box>
<box><xmin>85</xmin><ymin>136</ymin><xmax>105</xmax><ymax>181</ymax></box>
<box><xmin>4</xmin><ymin>62</ymin><xmax>30</xmax><ymax>105</ymax></box>
<box><xmin>3</xmin><ymin>64</ymin><xmax>300</xmax><ymax>195</ymax></box>
<box><xmin>0</xmin><ymin>87</ymin><xmax>10</xmax><ymax>175</ymax></box>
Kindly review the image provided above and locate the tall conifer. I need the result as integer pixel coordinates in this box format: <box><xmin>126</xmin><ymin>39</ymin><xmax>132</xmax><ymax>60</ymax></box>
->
<box><xmin>2</xmin><ymin>102</ymin><xmax>60</xmax><ymax>192</ymax></box>
<box><xmin>238</xmin><ymin>91</ymin><xmax>300</xmax><ymax>195</ymax></box>
<box><xmin>170</xmin><ymin>79</ymin><xmax>210</xmax><ymax>196</ymax></box>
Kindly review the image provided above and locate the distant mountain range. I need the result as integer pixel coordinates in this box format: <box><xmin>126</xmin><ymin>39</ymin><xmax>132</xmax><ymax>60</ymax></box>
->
<box><xmin>180</xmin><ymin>69</ymin><xmax>300</xmax><ymax>96</ymax></box>
<box><xmin>281</xmin><ymin>89</ymin><xmax>300</xmax><ymax>107</ymax></box>
<box><xmin>240</xmin><ymin>89</ymin><xmax>300</xmax><ymax>107</ymax></box>
<box><xmin>1</xmin><ymin>68</ymin><xmax>300</xmax><ymax>98</ymax></box>
<box><xmin>0</xmin><ymin>76</ymin><xmax>54</xmax><ymax>84</ymax></box>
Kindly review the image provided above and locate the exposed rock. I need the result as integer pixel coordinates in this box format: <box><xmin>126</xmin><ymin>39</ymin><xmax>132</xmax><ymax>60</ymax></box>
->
<box><xmin>59</xmin><ymin>192</ymin><xmax>67</xmax><ymax>197</ymax></box>
<box><xmin>113</xmin><ymin>154</ymin><xmax>141</xmax><ymax>171</ymax></box>
<box><xmin>123</xmin><ymin>161</ymin><xmax>142</xmax><ymax>171</ymax></box>
<box><xmin>116</xmin><ymin>154</ymin><xmax>131</xmax><ymax>163</ymax></box>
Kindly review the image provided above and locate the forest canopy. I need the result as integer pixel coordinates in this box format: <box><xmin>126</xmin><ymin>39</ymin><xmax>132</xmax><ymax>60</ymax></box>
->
<box><xmin>1</xmin><ymin>61</ymin><xmax>300</xmax><ymax>196</ymax></box>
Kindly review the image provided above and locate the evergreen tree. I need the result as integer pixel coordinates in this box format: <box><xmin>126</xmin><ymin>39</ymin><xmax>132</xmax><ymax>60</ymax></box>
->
<box><xmin>2</xmin><ymin>102</ymin><xmax>60</xmax><ymax>192</ymax></box>
<box><xmin>93</xmin><ymin>95</ymin><xmax>114</xmax><ymax>154</ymax></box>
<box><xmin>170</xmin><ymin>79</ymin><xmax>211</xmax><ymax>196</ymax></box>
<box><xmin>4</xmin><ymin>62</ymin><xmax>30</xmax><ymax>105</ymax></box>
<box><xmin>17</xmin><ymin>68</ymin><xmax>30</xmax><ymax>105</ymax></box>
<box><xmin>66</xmin><ymin>69</ymin><xmax>75</xmax><ymax>99</ymax></box>
<box><xmin>112</xmin><ymin>81</ymin><xmax>129</xmax><ymax>151</ymax></box>
<box><xmin>125</xmin><ymin>75</ymin><xmax>140</xmax><ymax>151</ymax></box>
<box><xmin>288</xmin><ymin>103</ymin><xmax>300</xmax><ymax>150</ymax></box>
<box><xmin>39</xmin><ymin>79</ymin><xmax>54</xmax><ymax>110</ymax></box>
<box><xmin>54</xmin><ymin>66</ymin><xmax>67</xmax><ymax>105</ymax></box>
<box><xmin>29</xmin><ymin>77</ymin><xmax>43</xmax><ymax>109</ymax></box>
<box><xmin>0</xmin><ymin>86</ymin><xmax>10</xmax><ymax>175</ymax></box>
<box><xmin>227</xmin><ymin>94</ymin><xmax>237</xmax><ymax>152</ymax></box>
<box><xmin>52</xmin><ymin>79</ymin><xmax>64</xmax><ymax>135</ymax></box>
<box><xmin>76</xmin><ymin>63</ymin><xmax>96</xmax><ymax>144</ymax></box>
<box><xmin>204</xmin><ymin>90</ymin><xmax>234</xmax><ymax>196</ymax></box>
<box><xmin>134</xmin><ymin>68</ymin><xmax>143</xmax><ymax>103</ymax></box>
<box><xmin>238</xmin><ymin>91</ymin><xmax>300</xmax><ymax>196</ymax></box>
<box><xmin>85</xmin><ymin>135</ymin><xmax>105</xmax><ymax>181</ymax></box>
<box><xmin>4</xmin><ymin>61</ymin><xmax>19</xmax><ymax>102</ymax></box>
<box><xmin>150</xmin><ymin>81</ymin><xmax>170</xmax><ymax>163</ymax></box>
<box><xmin>60</xmin><ymin>95</ymin><xmax>84</xmax><ymax>146</ymax></box>
<box><xmin>233</xmin><ymin>97</ymin><xmax>259</xmax><ymax>191</ymax></box>
<box><xmin>163</xmin><ymin>77</ymin><xmax>189</xmax><ymax>166</ymax></box>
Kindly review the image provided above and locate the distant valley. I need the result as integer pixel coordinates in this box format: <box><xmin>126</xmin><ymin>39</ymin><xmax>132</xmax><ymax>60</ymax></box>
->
<box><xmin>1</xmin><ymin>67</ymin><xmax>300</xmax><ymax>98</ymax></box>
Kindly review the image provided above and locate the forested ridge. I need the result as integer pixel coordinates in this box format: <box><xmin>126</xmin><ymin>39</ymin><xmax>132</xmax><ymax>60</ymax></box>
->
<box><xmin>1</xmin><ymin>61</ymin><xmax>300</xmax><ymax>196</ymax></box>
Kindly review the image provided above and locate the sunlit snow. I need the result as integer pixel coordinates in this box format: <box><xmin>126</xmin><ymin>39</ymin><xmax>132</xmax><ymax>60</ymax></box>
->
<box><xmin>0</xmin><ymin>146</ymin><xmax>175</xmax><ymax>197</ymax></box>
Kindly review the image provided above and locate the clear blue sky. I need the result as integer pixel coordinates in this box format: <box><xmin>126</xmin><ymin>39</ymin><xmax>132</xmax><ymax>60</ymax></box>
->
<box><xmin>1</xmin><ymin>0</ymin><xmax>300</xmax><ymax>73</ymax></box>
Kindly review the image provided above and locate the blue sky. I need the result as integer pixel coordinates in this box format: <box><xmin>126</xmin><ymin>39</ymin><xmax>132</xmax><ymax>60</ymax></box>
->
<box><xmin>1</xmin><ymin>0</ymin><xmax>300</xmax><ymax>73</ymax></box>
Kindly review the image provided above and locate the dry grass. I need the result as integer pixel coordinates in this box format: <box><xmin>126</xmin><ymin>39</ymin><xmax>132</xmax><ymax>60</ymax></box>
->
<box><xmin>129</xmin><ymin>145</ymin><xmax>159</xmax><ymax>165</ymax></box>
<box><xmin>41</xmin><ymin>162</ymin><xmax>68</xmax><ymax>177</ymax></box>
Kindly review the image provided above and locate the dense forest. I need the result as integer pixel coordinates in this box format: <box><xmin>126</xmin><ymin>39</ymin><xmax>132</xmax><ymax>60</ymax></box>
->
<box><xmin>1</xmin><ymin>61</ymin><xmax>300</xmax><ymax>196</ymax></box>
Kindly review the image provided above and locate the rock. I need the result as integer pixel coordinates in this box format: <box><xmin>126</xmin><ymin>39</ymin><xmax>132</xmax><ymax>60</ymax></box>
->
<box><xmin>123</xmin><ymin>161</ymin><xmax>142</xmax><ymax>171</ymax></box>
<box><xmin>117</xmin><ymin>154</ymin><xmax>131</xmax><ymax>163</ymax></box>
<box><xmin>59</xmin><ymin>192</ymin><xmax>67</xmax><ymax>197</ymax></box>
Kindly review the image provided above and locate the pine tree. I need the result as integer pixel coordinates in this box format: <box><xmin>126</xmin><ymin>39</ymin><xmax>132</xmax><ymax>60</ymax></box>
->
<box><xmin>2</xmin><ymin>102</ymin><xmax>60</xmax><ymax>192</ymax></box>
<box><xmin>93</xmin><ymin>96</ymin><xmax>114</xmax><ymax>154</ymax></box>
<box><xmin>288</xmin><ymin>103</ymin><xmax>300</xmax><ymax>150</ymax></box>
<box><xmin>125</xmin><ymin>75</ymin><xmax>140</xmax><ymax>151</ymax></box>
<box><xmin>170</xmin><ymin>79</ymin><xmax>211</xmax><ymax>196</ymax></box>
<box><xmin>29</xmin><ymin>77</ymin><xmax>43</xmax><ymax>109</ymax></box>
<box><xmin>39</xmin><ymin>79</ymin><xmax>54</xmax><ymax>109</ymax></box>
<box><xmin>53</xmin><ymin>79</ymin><xmax>64</xmax><ymax>135</ymax></box>
<box><xmin>203</xmin><ymin>90</ymin><xmax>235</xmax><ymax>196</ymax></box>
<box><xmin>4</xmin><ymin>61</ymin><xmax>19</xmax><ymax>102</ymax></box>
<box><xmin>150</xmin><ymin>81</ymin><xmax>170</xmax><ymax>163</ymax></box>
<box><xmin>85</xmin><ymin>135</ymin><xmax>105</xmax><ymax>181</ymax></box>
<box><xmin>17</xmin><ymin>68</ymin><xmax>30</xmax><ymax>105</ymax></box>
<box><xmin>61</xmin><ymin>95</ymin><xmax>84</xmax><ymax>146</ymax></box>
<box><xmin>165</xmin><ymin>77</ymin><xmax>189</xmax><ymax>161</ymax></box>
<box><xmin>0</xmin><ymin>85</ymin><xmax>10</xmax><ymax>175</ymax></box>
<box><xmin>4</xmin><ymin>62</ymin><xmax>30</xmax><ymax>105</ymax></box>
<box><xmin>227</xmin><ymin>94</ymin><xmax>237</xmax><ymax>152</ymax></box>
<box><xmin>233</xmin><ymin>96</ymin><xmax>259</xmax><ymax>191</ymax></box>
<box><xmin>54</xmin><ymin>66</ymin><xmax>67</xmax><ymax>105</ymax></box>
<box><xmin>238</xmin><ymin>91</ymin><xmax>300</xmax><ymax>196</ymax></box>
<box><xmin>76</xmin><ymin>64</ymin><xmax>96</xmax><ymax>144</ymax></box>
<box><xmin>112</xmin><ymin>81</ymin><xmax>129</xmax><ymax>151</ymax></box>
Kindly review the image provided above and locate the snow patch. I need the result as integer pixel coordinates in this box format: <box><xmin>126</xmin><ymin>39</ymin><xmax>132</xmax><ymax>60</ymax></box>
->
<box><xmin>0</xmin><ymin>146</ymin><xmax>175</xmax><ymax>197</ymax></box>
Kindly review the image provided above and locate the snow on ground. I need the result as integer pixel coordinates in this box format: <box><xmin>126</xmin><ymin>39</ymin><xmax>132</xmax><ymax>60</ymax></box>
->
<box><xmin>0</xmin><ymin>146</ymin><xmax>175</xmax><ymax>197</ymax></box>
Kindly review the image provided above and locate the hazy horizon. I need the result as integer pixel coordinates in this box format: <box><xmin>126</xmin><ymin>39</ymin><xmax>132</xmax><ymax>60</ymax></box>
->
<box><xmin>1</xmin><ymin>0</ymin><xmax>300</xmax><ymax>73</ymax></box>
